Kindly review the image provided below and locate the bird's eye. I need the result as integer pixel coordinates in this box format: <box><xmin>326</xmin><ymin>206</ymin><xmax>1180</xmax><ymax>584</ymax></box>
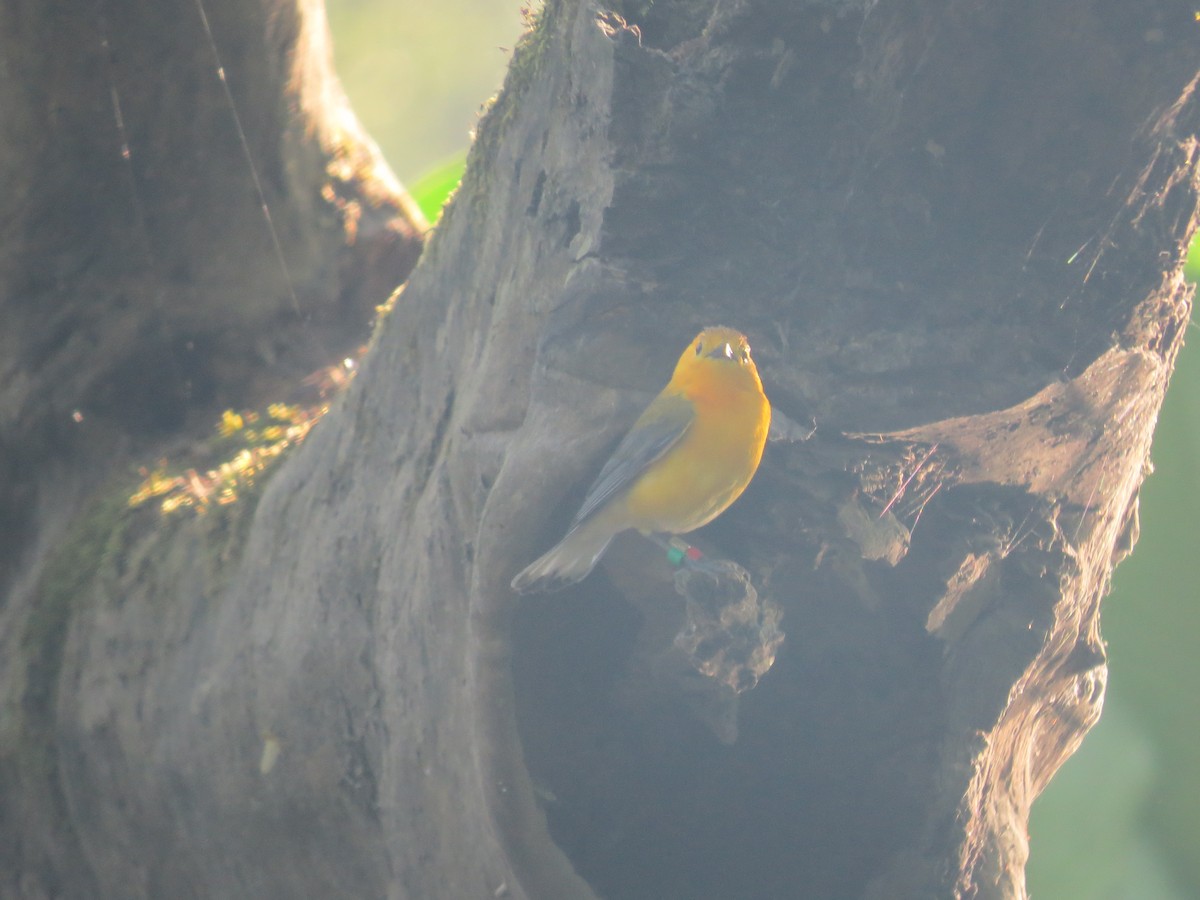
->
<box><xmin>695</xmin><ymin>341</ymin><xmax>703</xmax><ymax>356</ymax></box>
<box><xmin>740</xmin><ymin>348</ymin><xmax>750</xmax><ymax>363</ymax></box>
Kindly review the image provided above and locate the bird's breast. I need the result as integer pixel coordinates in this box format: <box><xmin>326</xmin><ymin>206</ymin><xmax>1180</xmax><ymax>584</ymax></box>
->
<box><xmin>622</xmin><ymin>383</ymin><xmax>769</xmax><ymax>534</ymax></box>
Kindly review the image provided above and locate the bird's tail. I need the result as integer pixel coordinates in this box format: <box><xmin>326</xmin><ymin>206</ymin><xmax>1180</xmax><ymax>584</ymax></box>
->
<box><xmin>510</xmin><ymin>517</ymin><xmax>617</xmax><ymax>594</ymax></box>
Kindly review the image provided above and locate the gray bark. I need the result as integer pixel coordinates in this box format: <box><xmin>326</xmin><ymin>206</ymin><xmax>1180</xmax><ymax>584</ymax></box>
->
<box><xmin>0</xmin><ymin>0</ymin><xmax>423</xmax><ymax>896</ymax></box>
<box><xmin>2</xmin><ymin>0</ymin><xmax>1197</xmax><ymax>899</ymax></box>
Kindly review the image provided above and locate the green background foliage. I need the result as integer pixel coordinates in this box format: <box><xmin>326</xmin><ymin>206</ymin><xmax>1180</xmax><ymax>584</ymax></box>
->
<box><xmin>325</xmin><ymin>2</ymin><xmax>1199</xmax><ymax>894</ymax></box>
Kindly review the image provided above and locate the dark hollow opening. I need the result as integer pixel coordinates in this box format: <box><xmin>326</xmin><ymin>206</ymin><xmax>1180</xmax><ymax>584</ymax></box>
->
<box><xmin>512</xmin><ymin>522</ymin><xmax>948</xmax><ymax>900</ymax></box>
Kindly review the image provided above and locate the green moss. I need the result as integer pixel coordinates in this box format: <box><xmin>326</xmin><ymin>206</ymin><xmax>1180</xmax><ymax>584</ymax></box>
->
<box><xmin>4</xmin><ymin>377</ymin><xmax>323</xmax><ymax>868</ymax></box>
<box><xmin>0</xmin><ymin>484</ymin><xmax>134</xmax><ymax>855</ymax></box>
<box><xmin>2</xmin><ymin>475</ymin><xmax>265</xmax><ymax>881</ymax></box>
<box><xmin>458</xmin><ymin>0</ymin><xmax>557</xmax><ymax>203</ymax></box>
<box><xmin>0</xmin><ymin>506</ymin><xmax>117</xmax><ymax>884</ymax></box>
<box><xmin>15</xmin><ymin>471</ymin><xmax>266</xmax><ymax>759</ymax></box>
<box><xmin>21</xmin><ymin>491</ymin><xmax>133</xmax><ymax>735</ymax></box>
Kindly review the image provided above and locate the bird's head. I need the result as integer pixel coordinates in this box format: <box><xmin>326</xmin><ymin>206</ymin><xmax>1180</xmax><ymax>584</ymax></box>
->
<box><xmin>672</xmin><ymin>326</ymin><xmax>763</xmax><ymax>392</ymax></box>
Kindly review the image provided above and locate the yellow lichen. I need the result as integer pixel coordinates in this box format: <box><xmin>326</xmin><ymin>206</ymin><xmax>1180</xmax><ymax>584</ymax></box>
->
<box><xmin>128</xmin><ymin>367</ymin><xmax>352</xmax><ymax>516</ymax></box>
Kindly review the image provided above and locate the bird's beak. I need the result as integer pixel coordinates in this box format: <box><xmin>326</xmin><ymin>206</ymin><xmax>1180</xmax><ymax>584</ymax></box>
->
<box><xmin>708</xmin><ymin>342</ymin><xmax>735</xmax><ymax>360</ymax></box>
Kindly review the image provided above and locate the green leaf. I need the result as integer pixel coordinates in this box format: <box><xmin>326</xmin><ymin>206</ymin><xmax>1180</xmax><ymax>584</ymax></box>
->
<box><xmin>409</xmin><ymin>152</ymin><xmax>468</xmax><ymax>223</ymax></box>
<box><xmin>1185</xmin><ymin>230</ymin><xmax>1200</xmax><ymax>284</ymax></box>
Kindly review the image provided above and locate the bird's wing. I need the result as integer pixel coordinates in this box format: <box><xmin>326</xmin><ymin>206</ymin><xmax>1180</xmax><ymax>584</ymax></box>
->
<box><xmin>569</xmin><ymin>392</ymin><xmax>694</xmax><ymax>529</ymax></box>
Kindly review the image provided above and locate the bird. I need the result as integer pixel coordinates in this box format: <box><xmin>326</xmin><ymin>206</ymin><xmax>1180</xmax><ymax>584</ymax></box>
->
<box><xmin>511</xmin><ymin>326</ymin><xmax>771</xmax><ymax>593</ymax></box>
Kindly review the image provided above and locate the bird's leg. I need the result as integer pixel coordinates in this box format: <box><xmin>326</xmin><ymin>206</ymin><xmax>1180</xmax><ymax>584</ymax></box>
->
<box><xmin>643</xmin><ymin>532</ymin><xmax>755</xmax><ymax>610</ymax></box>
<box><xmin>643</xmin><ymin>532</ymin><xmax>734</xmax><ymax>580</ymax></box>
<box><xmin>645</xmin><ymin>533</ymin><xmax>703</xmax><ymax>567</ymax></box>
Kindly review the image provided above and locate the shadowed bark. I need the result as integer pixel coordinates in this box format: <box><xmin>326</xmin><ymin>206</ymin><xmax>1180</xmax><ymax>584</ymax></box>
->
<box><xmin>2</xmin><ymin>1</ymin><xmax>1197</xmax><ymax>899</ymax></box>
<box><xmin>0</xmin><ymin>0</ymin><xmax>424</xmax><ymax>589</ymax></box>
<box><xmin>0</xmin><ymin>0</ymin><xmax>423</xmax><ymax>896</ymax></box>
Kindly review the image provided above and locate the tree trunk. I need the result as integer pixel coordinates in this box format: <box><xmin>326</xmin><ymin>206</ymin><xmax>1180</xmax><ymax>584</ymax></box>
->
<box><xmin>2</xmin><ymin>1</ymin><xmax>1197</xmax><ymax>899</ymax></box>
<box><xmin>0</xmin><ymin>0</ymin><xmax>423</xmax><ymax>896</ymax></box>
<box><xmin>0</xmin><ymin>0</ymin><xmax>424</xmax><ymax>590</ymax></box>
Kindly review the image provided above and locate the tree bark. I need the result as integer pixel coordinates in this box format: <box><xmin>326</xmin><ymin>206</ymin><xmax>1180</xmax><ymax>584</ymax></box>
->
<box><xmin>0</xmin><ymin>0</ymin><xmax>424</xmax><ymax>589</ymax></box>
<box><xmin>2</xmin><ymin>1</ymin><xmax>1197</xmax><ymax>899</ymax></box>
<box><xmin>0</xmin><ymin>0</ymin><xmax>423</xmax><ymax>896</ymax></box>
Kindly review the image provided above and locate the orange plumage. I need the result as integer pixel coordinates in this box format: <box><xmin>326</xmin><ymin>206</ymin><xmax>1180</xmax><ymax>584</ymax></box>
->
<box><xmin>512</xmin><ymin>326</ymin><xmax>770</xmax><ymax>593</ymax></box>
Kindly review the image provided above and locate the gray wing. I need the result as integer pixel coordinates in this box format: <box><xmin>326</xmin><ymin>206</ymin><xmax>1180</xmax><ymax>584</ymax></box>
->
<box><xmin>569</xmin><ymin>393</ymin><xmax>693</xmax><ymax>529</ymax></box>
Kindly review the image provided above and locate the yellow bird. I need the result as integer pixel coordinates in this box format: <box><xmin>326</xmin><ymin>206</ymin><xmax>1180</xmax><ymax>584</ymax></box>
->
<box><xmin>511</xmin><ymin>326</ymin><xmax>771</xmax><ymax>593</ymax></box>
